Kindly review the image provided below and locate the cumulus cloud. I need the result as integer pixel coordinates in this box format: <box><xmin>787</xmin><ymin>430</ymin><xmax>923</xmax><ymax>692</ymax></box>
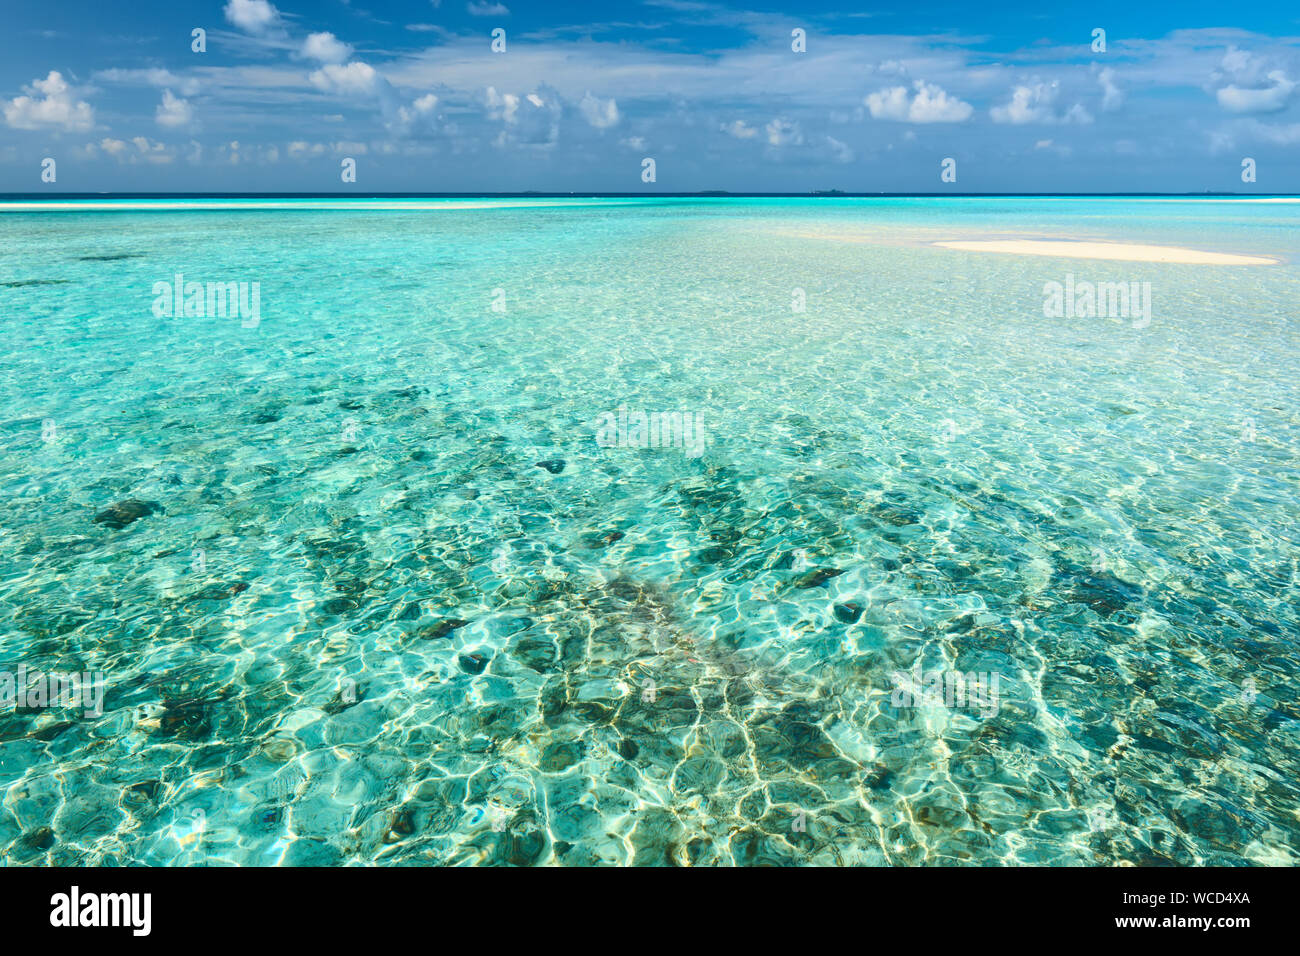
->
<box><xmin>1208</xmin><ymin>47</ymin><xmax>1296</xmax><ymax>113</ymax></box>
<box><xmin>1213</xmin><ymin>47</ymin><xmax>1273</xmax><ymax>88</ymax></box>
<box><xmin>302</xmin><ymin>32</ymin><xmax>353</xmax><ymax>65</ymax></box>
<box><xmin>1097</xmin><ymin>67</ymin><xmax>1123</xmax><ymax>112</ymax></box>
<box><xmin>765</xmin><ymin>118</ymin><xmax>804</xmax><ymax>147</ymax></box>
<box><xmin>467</xmin><ymin>2</ymin><xmax>509</xmax><ymax>15</ymax></box>
<box><xmin>156</xmin><ymin>89</ymin><xmax>193</xmax><ymax>128</ymax></box>
<box><xmin>92</xmin><ymin>136</ymin><xmax>174</xmax><ymax>163</ymax></box>
<box><xmin>310</xmin><ymin>61</ymin><xmax>383</xmax><ymax>96</ymax></box>
<box><xmin>394</xmin><ymin>93</ymin><xmax>439</xmax><ymax>134</ymax></box>
<box><xmin>485</xmin><ymin>86</ymin><xmax>559</xmax><ymax>147</ymax></box>
<box><xmin>864</xmin><ymin>81</ymin><xmax>972</xmax><ymax>123</ymax></box>
<box><xmin>721</xmin><ymin>119</ymin><xmax>758</xmax><ymax>139</ymax></box>
<box><xmin>991</xmin><ymin>81</ymin><xmax>1092</xmax><ymax>125</ymax></box>
<box><xmin>3</xmin><ymin>71</ymin><xmax>94</xmax><ymax>131</ymax></box>
<box><xmin>1217</xmin><ymin>72</ymin><xmax>1295</xmax><ymax>113</ymax></box>
<box><xmin>131</xmin><ymin>136</ymin><xmax>173</xmax><ymax>162</ymax></box>
<box><xmin>223</xmin><ymin>0</ymin><xmax>283</xmax><ymax>35</ymax></box>
<box><xmin>485</xmin><ymin>87</ymin><xmax>521</xmax><ymax>123</ymax></box>
<box><xmin>579</xmin><ymin>92</ymin><xmax>619</xmax><ymax>129</ymax></box>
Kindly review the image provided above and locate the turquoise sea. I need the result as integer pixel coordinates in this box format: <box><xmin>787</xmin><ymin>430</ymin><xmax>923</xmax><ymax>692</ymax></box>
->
<box><xmin>1</xmin><ymin>197</ymin><xmax>1297</xmax><ymax>866</ymax></box>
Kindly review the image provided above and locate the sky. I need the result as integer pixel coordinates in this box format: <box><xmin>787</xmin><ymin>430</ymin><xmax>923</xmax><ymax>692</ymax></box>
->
<box><xmin>2</xmin><ymin>0</ymin><xmax>1300</xmax><ymax>192</ymax></box>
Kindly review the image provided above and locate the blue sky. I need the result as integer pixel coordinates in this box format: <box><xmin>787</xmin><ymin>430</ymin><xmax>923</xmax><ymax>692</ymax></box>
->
<box><xmin>3</xmin><ymin>0</ymin><xmax>1300</xmax><ymax>191</ymax></box>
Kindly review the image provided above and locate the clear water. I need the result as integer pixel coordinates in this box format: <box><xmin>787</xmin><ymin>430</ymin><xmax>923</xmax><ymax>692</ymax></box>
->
<box><xmin>1</xmin><ymin>197</ymin><xmax>1297</xmax><ymax>866</ymax></box>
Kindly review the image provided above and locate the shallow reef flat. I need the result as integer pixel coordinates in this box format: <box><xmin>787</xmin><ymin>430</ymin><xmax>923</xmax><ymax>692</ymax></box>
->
<box><xmin>0</xmin><ymin>198</ymin><xmax>1297</xmax><ymax>866</ymax></box>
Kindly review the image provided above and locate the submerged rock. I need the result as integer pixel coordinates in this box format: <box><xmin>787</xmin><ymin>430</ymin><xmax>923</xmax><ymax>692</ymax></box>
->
<box><xmin>540</xmin><ymin>740</ymin><xmax>584</xmax><ymax>772</ymax></box>
<box><xmin>21</xmin><ymin>827</ymin><xmax>55</xmax><ymax>850</ymax></box>
<box><xmin>123</xmin><ymin>780</ymin><xmax>162</xmax><ymax>805</ymax></box>
<box><xmin>383</xmin><ymin>806</ymin><xmax>416</xmax><ymax>843</ymax></box>
<box><xmin>458</xmin><ymin>651</ymin><xmax>490</xmax><ymax>675</ymax></box>
<box><xmin>535</xmin><ymin>459</ymin><xmax>566</xmax><ymax>474</ymax></box>
<box><xmin>793</xmin><ymin>567</ymin><xmax>845</xmax><ymax>589</ymax></box>
<box><xmin>385</xmin><ymin>386</ymin><xmax>425</xmax><ymax>401</ymax></box>
<box><xmin>92</xmin><ymin>499</ymin><xmax>162</xmax><ymax>530</ymax></box>
<box><xmin>420</xmin><ymin>618</ymin><xmax>469</xmax><ymax>639</ymax></box>
<box><xmin>321</xmin><ymin>597</ymin><xmax>360</xmax><ymax>614</ymax></box>
<box><xmin>582</xmin><ymin>529</ymin><xmax>625</xmax><ymax>548</ymax></box>
<box><xmin>833</xmin><ymin>602</ymin><xmax>863</xmax><ymax>623</ymax></box>
<box><xmin>616</xmin><ymin>738</ymin><xmax>640</xmax><ymax>760</ymax></box>
<box><xmin>193</xmin><ymin>582</ymin><xmax>249</xmax><ymax>600</ymax></box>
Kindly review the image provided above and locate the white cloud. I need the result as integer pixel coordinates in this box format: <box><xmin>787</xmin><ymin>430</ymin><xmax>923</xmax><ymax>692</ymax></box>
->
<box><xmin>93</xmin><ymin>136</ymin><xmax>174</xmax><ymax>164</ymax></box>
<box><xmin>865</xmin><ymin>81</ymin><xmax>972</xmax><ymax>123</ymax></box>
<box><xmin>579</xmin><ymin>92</ymin><xmax>619</xmax><ymax>128</ymax></box>
<box><xmin>3</xmin><ymin>71</ymin><xmax>94</xmax><ymax>131</ymax></box>
<box><xmin>991</xmin><ymin>83</ymin><xmax>1050</xmax><ymax>123</ymax></box>
<box><xmin>991</xmin><ymin>81</ymin><xmax>1092</xmax><ymax>125</ymax></box>
<box><xmin>485</xmin><ymin>87</ymin><xmax>520</xmax><ymax>123</ymax></box>
<box><xmin>310</xmin><ymin>61</ymin><xmax>383</xmax><ymax>96</ymax></box>
<box><xmin>1217</xmin><ymin>71</ymin><xmax>1295</xmax><ymax>113</ymax></box>
<box><xmin>224</xmin><ymin>0</ymin><xmax>282</xmax><ymax>35</ymax></box>
<box><xmin>1062</xmin><ymin>103</ymin><xmax>1093</xmax><ymax>124</ymax></box>
<box><xmin>96</xmin><ymin>68</ymin><xmax>200</xmax><ymax>97</ymax></box>
<box><xmin>1034</xmin><ymin>139</ymin><xmax>1072</xmax><ymax>156</ymax></box>
<box><xmin>824</xmin><ymin>135</ymin><xmax>854</xmax><ymax>164</ymax></box>
<box><xmin>302</xmin><ymin>32</ymin><xmax>353</xmax><ymax>65</ymax></box>
<box><xmin>765</xmin><ymin>118</ymin><xmax>803</xmax><ymax>147</ymax></box>
<box><xmin>467</xmin><ymin>2</ymin><xmax>509</xmax><ymax>15</ymax></box>
<box><xmin>1214</xmin><ymin>47</ymin><xmax>1272</xmax><ymax>88</ymax></box>
<box><xmin>131</xmin><ymin>136</ymin><xmax>173</xmax><ymax>163</ymax></box>
<box><xmin>484</xmin><ymin>86</ymin><xmax>559</xmax><ymax>147</ymax></box>
<box><xmin>156</xmin><ymin>89</ymin><xmax>193</xmax><ymax>128</ymax></box>
<box><xmin>1097</xmin><ymin>67</ymin><xmax>1123</xmax><ymax>111</ymax></box>
<box><xmin>721</xmin><ymin>119</ymin><xmax>758</xmax><ymax>139</ymax></box>
<box><xmin>395</xmin><ymin>93</ymin><xmax>439</xmax><ymax>132</ymax></box>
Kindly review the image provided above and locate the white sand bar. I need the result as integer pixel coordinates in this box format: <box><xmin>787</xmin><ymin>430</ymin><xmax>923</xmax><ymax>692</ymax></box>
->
<box><xmin>933</xmin><ymin>239</ymin><xmax>1278</xmax><ymax>265</ymax></box>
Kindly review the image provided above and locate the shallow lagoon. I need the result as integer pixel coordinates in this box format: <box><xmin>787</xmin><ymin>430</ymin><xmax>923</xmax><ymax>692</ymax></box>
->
<box><xmin>0</xmin><ymin>197</ymin><xmax>1297</xmax><ymax>865</ymax></box>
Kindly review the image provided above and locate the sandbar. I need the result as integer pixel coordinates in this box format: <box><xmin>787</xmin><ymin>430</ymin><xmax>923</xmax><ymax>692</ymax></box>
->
<box><xmin>932</xmin><ymin>239</ymin><xmax>1278</xmax><ymax>265</ymax></box>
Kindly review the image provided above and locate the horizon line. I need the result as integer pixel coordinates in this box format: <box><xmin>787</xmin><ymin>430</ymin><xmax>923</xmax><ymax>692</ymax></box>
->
<box><xmin>2</xmin><ymin>191</ymin><xmax>1298</xmax><ymax>200</ymax></box>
